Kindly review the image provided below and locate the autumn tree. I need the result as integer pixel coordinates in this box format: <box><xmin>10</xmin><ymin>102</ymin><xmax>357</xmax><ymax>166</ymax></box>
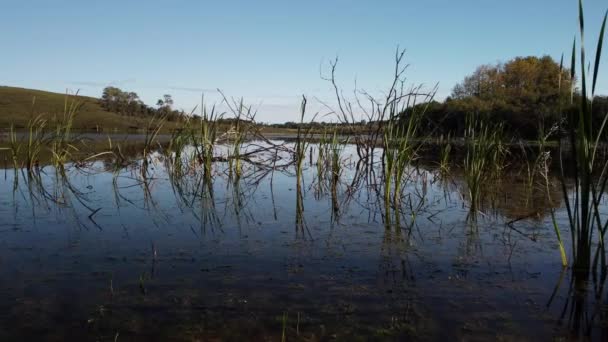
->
<box><xmin>450</xmin><ymin>55</ymin><xmax>572</xmax><ymax>137</ymax></box>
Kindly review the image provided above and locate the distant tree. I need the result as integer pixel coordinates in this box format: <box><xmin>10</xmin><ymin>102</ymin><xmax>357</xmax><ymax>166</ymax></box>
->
<box><xmin>100</xmin><ymin>86</ymin><xmax>142</xmax><ymax>115</ymax></box>
<box><xmin>99</xmin><ymin>88</ymin><xmax>185</xmax><ymax>120</ymax></box>
<box><xmin>100</xmin><ymin>86</ymin><xmax>124</xmax><ymax>112</ymax></box>
<box><xmin>162</xmin><ymin>94</ymin><xmax>174</xmax><ymax>107</ymax></box>
<box><xmin>450</xmin><ymin>55</ymin><xmax>573</xmax><ymax>137</ymax></box>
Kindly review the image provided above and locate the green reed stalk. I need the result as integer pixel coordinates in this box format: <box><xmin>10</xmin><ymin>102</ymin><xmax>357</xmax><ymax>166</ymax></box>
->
<box><xmin>224</xmin><ymin>98</ymin><xmax>253</xmax><ymax>180</ymax></box>
<box><xmin>167</xmin><ymin>125</ymin><xmax>190</xmax><ymax>177</ymax></box>
<box><xmin>316</xmin><ymin>128</ymin><xmax>329</xmax><ymax>186</ymax></box>
<box><xmin>196</xmin><ymin>98</ymin><xmax>220</xmax><ymax>183</ymax></box>
<box><xmin>439</xmin><ymin>134</ymin><xmax>452</xmax><ymax>175</ymax></box>
<box><xmin>51</xmin><ymin>93</ymin><xmax>81</xmax><ymax>169</ymax></box>
<box><xmin>383</xmin><ymin>99</ymin><xmax>423</xmax><ymax>215</ymax></box>
<box><xmin>463</xmin><ymin>113</ymin><xmax>505</xmax><ymax>214</ymax></box>
<box><xmin>329</xmin><ymin>130</ymin><xmax>345</xmax><ymax>185</ymax></box>
<box><xmin>8</xmin><ymin>124</ymin><xmax>20</xmax><ymax>169</ymax></box>
<box><xmin>556</xmin><ymin>1</ymin><xmax>608</xmax><ymax>273</ymax></box>
<box><xmin>24</xmin><ymin>114</ymin><xmax>47</xmax><ymax>171</ymax></box>
<box><xmin>141</xmin><ymin>114</ymin><xmax>166</xmax><ymax>177</ymax></box>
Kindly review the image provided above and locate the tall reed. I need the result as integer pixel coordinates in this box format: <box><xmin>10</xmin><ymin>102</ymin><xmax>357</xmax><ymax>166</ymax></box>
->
<box><xmin>463</xmin><ymin>113</ymin><xmax>506</xmax><ymax>215</ymax></box>
<box><xmin>220</xmin><ymin>95</ymin><xmax>255</xmax><ymax>180</ymax></box>
<box><xmin>556</xmin><ymin>1</ymin><xmax>608</xmax><ymax>274</ymax></box>
<box><xmin>382</xmin><ymin>92</ymin><xmax>426</xmax><ymax>219</ymax></box>
<box><xmin>7</xmin><ymin>125</ymin><xmax>21</xmax><ymax>169</ymax></box>
<box><xmin>439</xmin><ymin>134</ymin><xmax>451</xmax><ymax>176</ymax></box>
<box><xmin>316</xmin><ymin>129</ymin><xmax>329</xmax><ymax>188</ymax></box>
<box><xmin>329</xmin><ymin>130</ymin><xmax>345</xmax><ymax>186</ymax></box>
<box><xmin>141</xmin><ymin>114</ymin><xmax>166</xmax><ymax>178</ymax></box>
<box><xmin>50</xmin><ymin>93</ymin><xmax>81</xmax><ymax>169</ymax></box>
<box><xmin>194</xmin><ymin>97</ymin><xmax>221</xmax><ymax>183</ymax></box>
<box><xmin>23</xmin><ymin>114</ymin><xmax>47</xmax><ymax>171</ymax></box>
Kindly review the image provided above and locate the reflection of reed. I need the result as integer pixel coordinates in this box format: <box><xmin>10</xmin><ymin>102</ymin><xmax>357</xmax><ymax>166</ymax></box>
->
<box><xmin>378</xmin><ymin>226</ymin><xmax>415</xmax><ymax>290</ymax></box>
<box><xmin>11</xmin><ymin>167</ymin><xmax>103</xmax><ymax>230</ymax></box>
<box><xmin>546</xmin><ymin>268</ymin><xmax>608</xmax><ymax>339</ymax></box>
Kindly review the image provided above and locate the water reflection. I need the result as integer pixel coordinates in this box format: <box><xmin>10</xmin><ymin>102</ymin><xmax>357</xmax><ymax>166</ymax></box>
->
<box><xmin>0</xmin><ymin>142</ymin><xmax>606</xmax><ymax>339</ymax></box>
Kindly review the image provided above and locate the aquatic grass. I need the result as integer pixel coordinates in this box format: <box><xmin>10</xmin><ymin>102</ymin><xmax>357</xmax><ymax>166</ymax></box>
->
<box><xmin>141</xmin><ymin>114</ymin><xmax>166</xmax><ymax>178</ymax></box>
<box><xmin>329</xmin><ymin>130</ymin><xmax>346</xmax><ymax>183</ymax></box>
<box><xmin>316</xmin><ymin>128</ymin><xmax>330</xmax><ymax>189</ymax></box>
<box><xmin>4</xmin><ymin>92</ymin><xmax>116</xmax><ymax>174</ymax></box>
<box><xmin>382</xmin><ymin>85</ymin><xmax>432</xmax><ymax>224</ymax></box>
<box><xmin>540</xmin><ymin>149</ymin><xmax>568</xmax><ymax>267</ymax></box>
<box><xmin>23</xmin><ymin>114</ymin><xmax>48</xmax><ymax>171</ymax></box>
<box><xmin>50</xmin><ymin>92</ymin><xmax>83</xmax><ymax>170</ymax></box>
<box><xmin>519</xmin><ymin>123</ymin><xmax>559</xmax><ymax>205</ymax></box>
<box><xmin>229</xmin><ymin>108</ymin><xmax>244</xmax><ymax>179</ymax></box>
<box><xmin>105</xmin><ymin>136</ymin><xmax>131</xmax><ymax>172</ymax></box>
<box><xmin>438</xmin><ymin>134</ymin><xmax>451</xmax><ymax>176</ymax></box>
<box><xmin>166</xmin><ymin>121</ymin><xmax>191</xmax><ymax>177</ymax></box>
<box><xmin>463</xmin><ymin>113</ymin><xmax>506</xmax><ymax>216</ymax></box>
<box><xmin>7</xmin><ymin>125</ymin><xmax>21</xmax><ymax>169</ymax></box>
<box><xmin>0</xmin><ymin>97</ymin><xmax>47</xmax><ymax>172</ymax></box>
<box><xmin>219</xmin><ymin>93</ymin><xmax>257</xmax><ymax>180</ymax></box>
<box><xmin>194</xmin><ymin>96</ymin><xmax>222</xmax><ymax>183</ymax></box>
<box><xmin>555</xmin><ymin>2</ymin><xmax>608</xmax><ymax>274</ymax></box>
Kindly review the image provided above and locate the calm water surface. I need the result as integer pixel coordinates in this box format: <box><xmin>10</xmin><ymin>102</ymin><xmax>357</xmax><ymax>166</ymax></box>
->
<box><xmin>0</xmin><ymin>143</ymin><xmax>605</xmax><ymax>341</ymax></box>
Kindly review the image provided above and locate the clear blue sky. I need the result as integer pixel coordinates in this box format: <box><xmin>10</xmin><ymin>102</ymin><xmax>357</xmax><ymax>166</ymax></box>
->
<box><xmin>1</xmin><ymin>0</ymin><xmax>607</xmax><ymax>123</ymax></box>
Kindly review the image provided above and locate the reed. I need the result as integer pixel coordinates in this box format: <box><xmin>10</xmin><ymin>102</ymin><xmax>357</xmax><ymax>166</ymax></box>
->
<box><xmin>329</xmin><ymin>130</ymin><xmax>345</xmax><ymax>186</ymax></box>
<box><xmin>463</xmin><ymin>113</ymin><xmax>506</xmax><ymax>215</ymax></box>
<box><xmin>220</xmin><ymin>94</ymin><xmax>256</xmax><ymax>180</ymax></box>
<box><xmin>439</xmin><ymin>134</ymin><xmax>451</xmax><ymax>176</ymax></box>
<box><xmin>194</xmin><ymin>96</ymin><xmax>221</xmax><ymax>182</ymax></box>
<box><xmin>166</xmin><ymin>123</ymin><xmax>190</xmax><ymax>177</ymax></box>
<box><xmin>7</xmin><ymin>125</ymin><xmax>20</xmax><ymax>169</ymax></box>
<box><xmin>382</xmin><ymin>89</ymin><xmax>428</xmax><ymax>220</ymax></box>
<box><xmin>50</xmin><ymin>92</ymin><xmax>81</xmax><ymax>169</ymax></box>
<box><xmin>141</xmin><ymin>114</ymin><xmax>166</xmax><ymax>178</ymax></box>
<box><xmin>555</xmin><ymin>1</ymin><xmax>608</xmax><ymax>274</ymax></box>
<box><xmin>22</xmin><ymin>114</ymin><xmax>47</xmax><ymax>171</ymax></box>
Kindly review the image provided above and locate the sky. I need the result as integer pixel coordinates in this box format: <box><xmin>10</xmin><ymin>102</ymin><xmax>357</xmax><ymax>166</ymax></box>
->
<box><xmin>1</xmin><ymin>0</ymin><xmax>607</xmax><ymax>123</ymax></box>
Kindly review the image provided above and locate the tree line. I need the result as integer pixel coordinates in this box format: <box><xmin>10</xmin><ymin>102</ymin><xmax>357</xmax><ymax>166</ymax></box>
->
<box><xmin>98</xmin><ymin>55</ymin><xmax>608</xmax><ymax>139</ymax></box>
<box><xmin>99</xmin><ymin>87</ymin><xmax>185</xmax><ymax>121</ymax></box>
<box><xmin>411</xmin><ymin>55</ymin><xmax>607</xmax><ymax>139</ymax></box>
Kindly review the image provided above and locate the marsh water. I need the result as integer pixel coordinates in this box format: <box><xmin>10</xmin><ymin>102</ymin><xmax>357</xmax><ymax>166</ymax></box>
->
<box><xmin>0</xmin><ymin>141</ymin><xmax>606</xmax><ymax>341</ymax></box>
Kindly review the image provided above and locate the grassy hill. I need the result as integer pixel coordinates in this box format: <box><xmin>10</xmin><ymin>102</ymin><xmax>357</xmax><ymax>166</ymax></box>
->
<box><xmin>0</xmin><ymin>86</ymin><xmax>175</xmax><ymax>132</ymax></box>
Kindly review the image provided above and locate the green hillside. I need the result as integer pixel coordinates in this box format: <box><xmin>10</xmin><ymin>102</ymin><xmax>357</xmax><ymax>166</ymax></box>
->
<box><xmin>0</xmin><ymin>86</ymin><xmax>169</xmax><ymax>131</ymax></box>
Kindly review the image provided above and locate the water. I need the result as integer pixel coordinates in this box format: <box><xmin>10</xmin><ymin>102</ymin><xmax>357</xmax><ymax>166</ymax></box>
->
<box><xmin>0</xmin><ymin>143</ymin><xmax>605</xmax><ymax>341</ymax></box>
